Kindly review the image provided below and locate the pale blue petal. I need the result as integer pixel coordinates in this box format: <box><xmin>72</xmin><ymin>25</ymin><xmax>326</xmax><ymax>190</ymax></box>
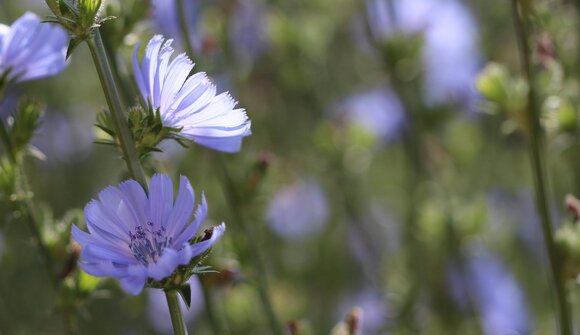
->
<box><xmin>85</xmin><ymin>200</ymin><xmax>130</xmax><ymax>240</ymax></box>
<box><xmin>147</xmin><ymin>249</ymin><xmax>180</xmax><ymax>280</ymax></box>
<box><xmin>71</xmin><ymin>224</ymin><xmax>91</xmax><ymax>247</ymax></box>
<box><xmin>172</xmin><ymin>193</ymin><xmax>208</xmax><ymax>246</ymax></box>
<box><xmin>149</xmin><ymin>174</ymin><xmax>174</xmax><ymax>228</ymax></box>
<box><xmin>187</xmin><ymin>223</ymin><xmax>226</xmax><ymax>257</ymax></box>
<box><xmin>98</xmin><ymin>186</ymin><xmax>139</xmax><ymax>231</ymax></box>
<box><xmin>120</xmin><ymin>265</ymin><xmax>148</xmax><ymax>295</ymax></box>
<box><xmin>160</xmin><ymin>53</ymin><xmax>193</xmax><ymax>112</ymax></box>
<box><xmin>79</xmin><ymin>261</ymin><xmax>128</xmax><ymax>278</ymax></box>
<box><xmin>165</xmin><ymin>176</ymin><xmax>195</xmax><ymax>238</ymax></box>
<box><xmin>143</xmin><ymin>35</ymin><xmax>165</xmax><ymax>107</ymax></box>
<box><xmin>118</xmin><ymin>179</ymin><xmax>150</xmax><ymax>225</ymax></box>
<box><xmin>81</xmin><ymin>244</ymin><xmax>134</xmax><ymax>264</ymax></box>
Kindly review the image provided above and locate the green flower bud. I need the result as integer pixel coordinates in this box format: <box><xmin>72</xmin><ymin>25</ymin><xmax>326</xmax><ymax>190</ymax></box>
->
<box><xmin>0</xmin><ymin>100</ymin><xmax>43</xmax><ymax>162</ymax></box>
<box><xmin>476</xmin><ymin>62</ymin><xmax>530</xmax><ymax>135</ymax></box>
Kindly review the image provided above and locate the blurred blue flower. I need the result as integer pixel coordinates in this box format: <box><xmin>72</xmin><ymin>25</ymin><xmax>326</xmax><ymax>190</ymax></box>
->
<box><xmin>338</xmin><ymin>87</ymin><xmax>405</xmax><ymax>144</ymax></box>
<box><xmin>151</xmin><ymin>0</ymin><xmax>203</xmax><ymax>53</ymax></box>
<box><xmin>365</xmin><ymin>0</ymin><xmax>480</xmax><ymax>107</ymax></box>
<box><xmin>448</xmin><ymin>249</ymin><xmax>531</xmax><ymax>335</ymax></box>
<box><xmin>32</xmin><ymin>107</ymin><xmax>94</xmax><ymax>164</ymax></box>
<box><xmin>72</xmin><ymin>174</ymin><xmax>226</xmax><ymax>295</ymax></box>
<box><xmin>486</xmin><ymin>188</ymin><xmax>546</xmax><ymax>262</ymax></box>
<box><xmin>133</xmin><ymin>35</ymin><xmax>251</xmax><ymax>153</ymax></box>
<box><xmin>229</xmin><ymin>0</ymin><xmax>269</xmax><ymax>65</ymax></box>
<box><xmin>0</xmin><ymin>12</ymin><xmax>68</xmax><ymax>84</ymax></box>
<box><xmin>148</xmin><ymin>277</ymin><xmax>204</xmax><ymax>334</ymax></box>
<box><xmin>266</xmin><ymin>178</ymin><xmax>329</xmax><ymax>240</ymax></box>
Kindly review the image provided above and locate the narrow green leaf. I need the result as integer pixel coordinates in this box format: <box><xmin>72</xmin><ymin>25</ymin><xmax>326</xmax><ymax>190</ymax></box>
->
<box><xmin>177</xmin><ymin>284</ymin><xmax>192</xmax><ymax>309</ymax></box>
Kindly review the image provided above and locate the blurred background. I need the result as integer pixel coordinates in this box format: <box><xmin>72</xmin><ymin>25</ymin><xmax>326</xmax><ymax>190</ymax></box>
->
<box><xmin>2</xmin><ymin>0</ymin><xmax>580</xmax><ymax>334</ymax></box>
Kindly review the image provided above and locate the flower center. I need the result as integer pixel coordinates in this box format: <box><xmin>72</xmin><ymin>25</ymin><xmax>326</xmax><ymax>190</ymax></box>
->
<box><xmin>128</xmin><ymin>222</ymin><xmax>172</xmax><ymax>266</ymax></box>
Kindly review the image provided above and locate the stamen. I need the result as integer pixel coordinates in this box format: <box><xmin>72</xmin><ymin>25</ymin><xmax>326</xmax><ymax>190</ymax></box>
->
<box><xmin>128</xmin><ymin>222</ymin><xmax>171</xmax><ymax>266</ymax></box>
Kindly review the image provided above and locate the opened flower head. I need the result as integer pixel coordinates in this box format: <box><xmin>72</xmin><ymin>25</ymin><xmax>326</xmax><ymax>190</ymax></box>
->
<box><xmin>72</xmin><ymin>174</ymin><xmax>226</xmax><ymax>295</ymax></box>
<box><xmin>133</xmin><ymin>35</ymin><xmax>251</xmax><ymax>153</ymax></box>
<box><xmin>0</xmin><ymin>12</ymin><xmax>68</xmax><ymax>84</ymax></box>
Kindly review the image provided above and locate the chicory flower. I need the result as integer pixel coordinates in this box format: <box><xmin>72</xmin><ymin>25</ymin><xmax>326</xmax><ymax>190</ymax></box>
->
<box><xmin>133</xmin><ymin>35</ymin><xmax>251</xmax><ymax>153</ymax></box>
<box><xmin>72</xmin><ymin>174</ymin><xmax>226</xmax><ymax>295</ymax></box>
<box><xmin>0</xmin><ymin>12</ymin><xmax>68</xmax><ymax>85</ymax></box>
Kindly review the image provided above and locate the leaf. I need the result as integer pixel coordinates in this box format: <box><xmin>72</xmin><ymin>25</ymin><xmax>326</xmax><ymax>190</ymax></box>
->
<box><xmin>176</xmin><ymin>284</ymin><xmax>192</xmax><ymax>309</ymax></box>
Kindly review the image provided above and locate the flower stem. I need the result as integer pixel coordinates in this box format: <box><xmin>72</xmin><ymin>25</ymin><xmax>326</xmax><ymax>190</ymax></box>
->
<box><xmin>165</xmin><ymin>289</ymin><xmax>189</xmax><ymax>335</ymax></box>
<box><xmin>16</xmin><ymin>162</ymin><xmax>58</xmax><ymax>288</ymax></box>
<box><xmin>511</xmin><ymin>1</ymin><xmax>573</xmax><ymax>334</ymax></box>
<box><xmin>214</xmin><ymin>155</ymin><xmax>284</xmax><ymax>335</ymax></box>
<box><xmin>173</xmin><ymin>7</ymin><xmax>281</xmax><ymax>332</ymax></box>
<box><xmin>0</xmin><ymin>122</ymin><xmax>57</xmax><ymax>287</ymax></box>
<box><xmin>86</xmin><ymin>29</ymin><xmax>148</xmax><ymax>188</ymax></box>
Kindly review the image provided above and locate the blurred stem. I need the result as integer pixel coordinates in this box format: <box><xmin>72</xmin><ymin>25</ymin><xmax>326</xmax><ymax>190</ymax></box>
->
<box><xmin>86</xmin><ymin>29</ymin><xmax>148</xmax><ymax>188</ymax></box>
<box><xmin>213</xmin><ymin>155</ymin><xmax>284</xmax><ymax>335</ymax></box>
<box><xmin>512</xmin><ymin>1</ymin><xmax>573</xmax><ymax>335</ymax></box>
<box><xmin>200</xmin><ymin>278</ymin><xmax>231</xmax><ymax>335</ymax></box>
<box><xmin>176</xmin><ymin>0</ymin><xmax>195</xmax><ymax>58</ymax></box>
<box><xmin>0</xmin><ymin>122</ymin><xmax>57</xmax><ymax>287</ymax></box>
<box><xmin>165</xmin><ymin>290</ymin><xmax>189</xmax><ymax>335</ymax></box>
<box><xmin>15</xmin><ymin>161</ymin><xmax>58</xmax><ymax>288</ymax></box>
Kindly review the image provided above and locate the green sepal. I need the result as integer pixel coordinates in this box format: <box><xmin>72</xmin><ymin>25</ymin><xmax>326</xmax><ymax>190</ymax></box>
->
<box><xmin>176</xmin><ymin>284</ymin><xmax>192</xmax><ymax>309</ymax></box>
<box><xmin>66</xmin><ymin>37</ymin><xmax>83</xmax><ymax>60</ymax></box>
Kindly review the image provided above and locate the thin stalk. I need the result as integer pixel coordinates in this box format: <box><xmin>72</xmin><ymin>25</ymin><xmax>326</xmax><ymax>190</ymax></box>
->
<box><xmin>0</xmin><ymin>122</ymin><xmax>57</xmax><ymax>287</ymax></box>
<box><xmin>214</xmin><ymin>155</ymin><xmax>284</xmax><ymax>335</ymax></box>
<box><xmin>511</xmin><ymin>1</ymin><xmax>573</xmax><ymax>334</ymax></box>
<box><xmin>200</xmin><ymin>278</ymin><xmax>230</xmax><ymax>335</ymax></box>
<box><xmin>173</xmin><ymin>7</ymin><xmax>282</xmax><ymax>333</ymax></box>
<box><xmin>165</xmin><ymin>290</ymin><xmax>189</xmax><ymax>335</ymax></box>
<box><xmin>176</xmin><ymin>0</ymin><xmax>195</xmax><ymax>57</ymax></box>
<box><xmin>86</xmin><ymin>29</ymin><xmax>147</xmax><ymax>188</ymax></box>
<box><xmin>16</xmin><ymin>163</ymin><xmax>58</xmax><ymax>288</ymax></box>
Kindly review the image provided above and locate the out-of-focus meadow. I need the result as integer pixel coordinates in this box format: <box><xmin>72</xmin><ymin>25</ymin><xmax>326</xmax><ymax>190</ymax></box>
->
<box><xmin>2</xmin><ymin>0</ymin><xmax>580</xmax><ymax>334</ymax></box>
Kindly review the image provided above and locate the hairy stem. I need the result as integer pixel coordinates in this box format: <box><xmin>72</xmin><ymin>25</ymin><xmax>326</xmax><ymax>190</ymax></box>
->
<box><xmin>165</xmin><ymin>290</ymin><xmax>189</xmax><ymax>335</ymax></box>
<box><xmin>511</xmin><ymin>1</ymin><xmax>573</xmax><ymax>334</ymax></box>
<box><xmin>86</xmin><ymin>29</ymin><xmax>147</xmax><ymax>188</ymax></box>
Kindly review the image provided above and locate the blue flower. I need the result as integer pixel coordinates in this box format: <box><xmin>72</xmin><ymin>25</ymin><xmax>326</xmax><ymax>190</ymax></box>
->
<box><xmin>338</xmin><ymin>87</ymin><xmax>405</xmax><ymax>144</ymax></box>
<box><xmin>229</xmin><ymin>0</ymin><xmax>269</xmax><ymax>65</ymax></box>
<box><xmin>133</xmin><ymin>35</ymin><xmax>251</xmax><ymax>153</ymax></box>
<box><xmin>448</xmin><ymin>248</ymin><xmax>531</xmax><ymax>334</ymax></box>
<box><xmin>0</xmin><ymin>12</ymin><xmax>68</xmax><ymax>84</ymax></box>
<box><xmin>365</xmin><ymin>0</ymin><xmax>480</xmax><ymax>107</ymax></box>
<box><xmin>72</xmin><ymin>174</ymin><xmax>226</xmax><ymax>295</ymax></box>
<box><xmin>266</xmin><ymin>178</ymin><xmax>329</xmax><ymax>240</ymax></box>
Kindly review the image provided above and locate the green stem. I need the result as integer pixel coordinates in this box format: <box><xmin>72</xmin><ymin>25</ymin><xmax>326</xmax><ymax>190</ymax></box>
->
<box><xmin>173</xmin><ymin>6</ymin><xmax>281</xmax><ymax>331</ymax></box>
<box><xmin>165</xmin><ymin>290</ymin><xmax>189</xmax><ymax>335</ymax></box>
<box><xmin>214</xmin><ymin>155</ymin><xmax>284</xmax><ymax>335</ymax></box>
<box><xmin>512</xmin><ymin>1</ymin><xmax>573</xmax><ymax>334</ymax></box>
<box><xmin>200</xmin><ymin>278</ymin><xmax>230</xmax><ymax>335</ymax></box>
<box><xmin>17</xmin><ymin>163</ymin><xmax>58</xmax><ymax>288</ymax></box>
<box><xmin>0</xmin><ymin>121</ymin><xmax>57</xmax><ymax>287</ymax></box>
<box><xmin>86</xmin><ymin>29</ymin><xmax>147</xmax><ymax>188</ymax></box>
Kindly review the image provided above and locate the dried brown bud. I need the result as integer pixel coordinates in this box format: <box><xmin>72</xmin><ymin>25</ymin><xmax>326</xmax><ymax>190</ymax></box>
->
<box><xmin>346</xmin><ymin>307</ymin><xmax>362</xmax><ymax>334</ymax></box>
<box><xmin>536</xmin><ymin>32</ymin><xmax>555</xmax><ymax>67</ymax></box>
<box><xmin>566</xmin><ymin>194</ymin><xmax>580</xmax><ymax>221</ymax></box>
<box><xmin>287</xmin><ymin>320</ymin><xmax>299</xmax><ymax>335</ymax></box>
